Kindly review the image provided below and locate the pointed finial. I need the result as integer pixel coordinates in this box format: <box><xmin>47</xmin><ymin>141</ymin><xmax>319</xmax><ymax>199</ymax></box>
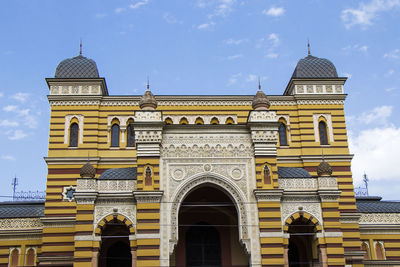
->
<box><xmin>87</xmin><ymin>151</ymin><xmax>90</xmax><ymax>162</ymax></box>
<box><xmin>79</xmin><ymin>39</ymin><xmax>82</xmax><ymax>56</ymax></box>
<box><xmin>321</xmin><ymin>148</ymin><xmax>325</xmax><ymax>161</ymax></box>
<box><xmin>258</xmin><ymin>77</ymin><xmax>261</xmax><ymax>91</ymax></box>
<box><xmin>307</xmin><ymin>39</ymin><xmax>311</xmax><ymax>56</ymax></box>
<box><xmin>146</xmin><ymin>76</ymin><xmax>150</xmax><ymax>91</ymax></box>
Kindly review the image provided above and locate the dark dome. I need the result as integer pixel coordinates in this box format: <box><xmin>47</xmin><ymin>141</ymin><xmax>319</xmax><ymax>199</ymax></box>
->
<box><xmin>317</xmin><ymin>161</ymin><xmax>333</xmax><ymax>177</ymax></box>
<box><xmin>55</xmin><ymin>55</ymin><xmax>99</xmax><ymax>78</ymax></box>
<box><xmin>292</xmin><ymin>55</ymin><xmax>338</xmax><ymax>78</ymax></box>
<box><xmin>80</xmin><ymin>162</ymin><xmax>96</xmax><ymax>178</ymax></box>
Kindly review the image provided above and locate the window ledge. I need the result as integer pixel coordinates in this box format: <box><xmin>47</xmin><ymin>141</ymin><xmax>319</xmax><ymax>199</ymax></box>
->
<box><xmin>68</xmin><ymin>147</ymin><xmax>78</xmax><ymax>149</ymax></box>
<box><xmin>110</xmin><ymin>147</ymin><xmax>120</xmax><ymax>150</ymax></box>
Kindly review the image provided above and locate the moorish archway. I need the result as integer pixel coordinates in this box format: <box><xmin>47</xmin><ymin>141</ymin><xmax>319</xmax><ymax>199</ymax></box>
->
<box><xmin>171</xmin><ymin>184</ymin><xmax>250</xmax><ymax>267</ymax></box>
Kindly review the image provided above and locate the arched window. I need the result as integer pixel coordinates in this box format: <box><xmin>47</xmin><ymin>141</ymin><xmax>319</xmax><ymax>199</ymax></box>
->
<box><xmin>210</xmin><ymin>117</ymin><xmax>219</xmax><ymax>125</ymax></box>
<box><xmin>263</xmin><ymin>165</ymin><xmax>271</xmax><ymax>185</ymax></box>
<box><xmin>69</xmin><ymin>123</ymin><xmax>79</xmax><ymax>147</ymax></box>
<box><xmin>26</xmin><ymin>248</ymin><xmax>35</xmax><ymax>266</ymax></box>
<box><xmin>180</xmin><ymin>118</ymin><xmax>188</xmax><ymax>125</ymax></box>
<box><xmin>195</xmin><ymin>117</ymin><xmax>204</xmax><ymax>125</ymax></box>
<box><xmin>126</xmin><ymin>123</ymin><xmax>135</xmax><ymax>147</ymax></box>
<box><xmin>319</xmin><ymin>121</ymin><xmax>329</xmax><ymax>145</ymax></box>
<box><xmin>376</xmin><ymin>242</ymin><xmax>385</xmax><ymax>260</ymax></box>
<box><xmin>279</xmin><ymin>123</ymin><xmax>288</xmax><ymax>146</ymax></box>
<box><xmin>145</xmin><ymin>166</ymin><xmax>152</xmax><ymax>186</ymax></box>
<box><xmin>225</xmin><ymin>117</ymin><xmax>234</xmax><ymax>125</ymax></box>
<box><xmin>361</xmin><ymin>242</ymin><xmax>370</xmax><ymax>260</ymax></box>
<box><xmin>10</xmin><ymin>248</ymin><xmax>19</xmax><ymax>267</ymax></box>
<box><xmin>165</xmin><ymin>118</ymin><xmax>173</xmax><ymax>125</ymax></box>
<box><xmin>111</xmin><ymin>124</ymin><xmax>120</xmax><ymax>147</ymax></box>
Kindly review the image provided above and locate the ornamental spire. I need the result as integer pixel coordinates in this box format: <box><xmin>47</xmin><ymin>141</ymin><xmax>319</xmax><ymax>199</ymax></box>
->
<box><xmin>307</xmin><ymin>38</ymin><xmax>311</xmax><ymax>56</ymax></box>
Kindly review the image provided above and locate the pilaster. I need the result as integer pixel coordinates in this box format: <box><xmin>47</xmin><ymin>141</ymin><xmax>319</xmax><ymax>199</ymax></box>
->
<box><xmin>133</xmin><ymin>191</ymin><xmax>163</xmax><ymax>267</ymax></box>
<box><xmin>254</xmin><ymin>189</ymin><xmax>285</xmax><ymax>266</ymax></box>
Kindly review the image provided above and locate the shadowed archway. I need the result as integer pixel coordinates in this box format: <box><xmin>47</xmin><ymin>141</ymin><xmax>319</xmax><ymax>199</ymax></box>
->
<box><xmin>171</xmin><ymin>184</ymin><xmax>249</xmax><ymax>267</ymax></box>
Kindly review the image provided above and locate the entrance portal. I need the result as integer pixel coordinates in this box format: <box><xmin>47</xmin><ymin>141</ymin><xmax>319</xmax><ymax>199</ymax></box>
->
<box><xmin>99</xmin><ymin>218</ymin><xmax>132</xmax><ymax>267</ymax></box>
<box><xmin>288</xmin><ymin>217</ymin><xmax>318</xmax><ymax>267</ymax></box>
<box><xmin>171</xmin><ymin>184</ymin><xmax>249</xmax><ymax>267</ymax></box>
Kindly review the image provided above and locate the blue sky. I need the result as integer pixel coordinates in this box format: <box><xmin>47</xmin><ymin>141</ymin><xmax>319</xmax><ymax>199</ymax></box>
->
<box><xmin>0</xmin><ymin>0</ymin><xmax>399</xmax><ymax>200</ymax></box>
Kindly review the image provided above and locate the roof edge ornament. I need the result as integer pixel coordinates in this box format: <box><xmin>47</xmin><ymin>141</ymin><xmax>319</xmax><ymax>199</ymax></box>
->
<box><xmin>80</xmin><ymin>154</ymin><xmax>96</xmax><ymax>178</ymax></box>
<box><xmin>139</xmin><ymin>77</ymin><xmax>157</xmax><ymax>110</ymax></box>
<box><xmin>252</xmin><ymin>80</ymin><xmax>270</xmax><ymax>110</ymax></box>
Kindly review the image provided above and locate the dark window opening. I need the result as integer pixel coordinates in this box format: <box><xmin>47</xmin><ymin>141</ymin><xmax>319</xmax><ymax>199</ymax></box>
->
<box><xmin>111</xmin><ymin>124</ymin><xmax>120</xmax><ymax>147</ymax></box>
<box><xmin>319</xmin><ymin>121</ymin><xmax>329</xmax><ymax>145</ymax></box>
<box><xmin>145</xmin><ymin>166</ymin><xmax>152</xmax><ymax>186</ymax></box>
<box><xmin>69</xmin><ymin>123</ymin><xmax>79</xmax><ymax>147</ymax></box>
<box><xmin>127</xmin><ymin>123</ymin><xmax>135</xmax><ymax>147</ymax></box>
<box><xmin>279</xmin><ymin>123</ymin><xmax>288</xmax><ymax>146</ymax></box>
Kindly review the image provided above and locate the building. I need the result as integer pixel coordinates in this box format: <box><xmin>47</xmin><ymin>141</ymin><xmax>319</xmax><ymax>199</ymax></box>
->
<box><xmin>0</xmin><ymin>48</ymin><xmax>399</xmax><ymax>267</ymax></box>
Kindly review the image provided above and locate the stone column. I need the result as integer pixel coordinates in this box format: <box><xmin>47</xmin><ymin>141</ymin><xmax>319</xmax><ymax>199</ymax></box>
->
<box><xmin>91</xmin><ymin>250</ymin><xmax>98</xmax><ymax>267</ymax></box>
<box><xmin>131</xmin><ymin>248</ymin><xmax>137</xmax><ymax>267</ymax></box>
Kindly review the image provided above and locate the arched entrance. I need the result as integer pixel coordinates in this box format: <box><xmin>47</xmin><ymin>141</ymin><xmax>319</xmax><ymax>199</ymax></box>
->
<box><xmin>171</xmin><ymin>184</ymin><xmax>249</xmax><ymax>267</ymax></box>
<box><xmin>99</xmin><ymin>217</ymin><xmax>132</xmax><ymax>267</ymax></box>
<box><xmin>287</xmin><ymin>216</ymin><xmax>319</xmax><ymax>267</ymax></box>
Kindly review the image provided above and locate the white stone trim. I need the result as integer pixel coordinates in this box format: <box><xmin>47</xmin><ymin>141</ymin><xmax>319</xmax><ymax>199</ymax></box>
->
<box><xmin>313</xmin><ymin>113</ymin><xmax>334</xmax><ymax>143</ymax></box>
<box><xmin>62</xmin><ymin>186</ymin><xmax>76</xmax><ymax>202</ymax></box>
<box><xmin>64</xmin><ymin>115</ymin><xmax>84</xmax><ymax>145</ymax></box>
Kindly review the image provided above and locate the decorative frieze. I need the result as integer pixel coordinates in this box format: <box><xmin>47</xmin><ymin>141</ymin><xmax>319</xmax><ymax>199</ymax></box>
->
<box><xmin>359</xmin><ymin>213</ymin><xmax>400</xmax><ymax>224</ymax></box>
<box><xmin>0</xmin><ymin>218</ymin><xmax>43</xmax><ymax>230</ymax></box>
<box><xmin>295</xmin><ymin>84</ymin><xmax>344</xmax><ymax>95</ymax></box>
<box><xmin>76</xmin><ymin>178</ymin><xmax>136</xmax><ymax>193</ymax></box>
<box><xmin>50</xmin><ymin>84</ymin><xmax>102</xmax><ymax>95</ymax></box>
<box><xmin>163</xmin><ymin>114</ymin><xmax>237</xmax><ymax>125</ymax></box>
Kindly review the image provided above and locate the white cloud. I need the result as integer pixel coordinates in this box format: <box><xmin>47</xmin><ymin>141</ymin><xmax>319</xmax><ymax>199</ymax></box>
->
<box><xmin>384</xmin><ymin>49</ymin><xmax>400</xmax><ymax>59</ymax></box>
<box><xmin>245</xmin><ymin>74</ymin><xmax>257</xmax><ymax>83</ymax></box>
<box><xmin>129</xmin><ymin>0</ymin><xmax>149</xmax><ymax>9</ymax></box>
<box><xmin>342</xmin><ymin>44</ymin><xmax>368</xmax><ymax>53</ymax></box>
<box><xmin>268</xmin><ymin>33</ymin><xmax>280</xmax><ymax>47</ymax></box>
<box><xmin>357</xmin><ymin>105</ymin><xmax>392</xmax><ymax>125</ymax></box>
<box><xmin>11</xmin><ymin>92</ymin><xmax>29</xmax><ymax>103</ymax></box>
<box><xmin>163</xmin><ymin>13</ymin><xmax>182</xmax><ymax>24</ymax></box>
<box><xmin>262</xmin><ymin>7</ymin><xmax>285</xmax><ymax>17</ymax></box>
<box><xmin>1</xmin><ymin>155</ymin><xmax>15</xmax><ymax>161</ymax></box>
<box><xmin>95</xmin><ymin>13</ymin><xmax>107</xmax><ymax>18</ymax></box>
<box><xmin>0</xmin><ymin>92</ymin><xmax>3</xmax><ymax>98</ymax></box>
<box><xmin>227</xmin><ymin>73</ymin><xmax>242</xmax><ymax>86</ymax></box>
<box><xmin>349</xmin><ymin>125</ymin><xmax>400</xmax><ymax>184</ymax></box>
<box><xmin>0</xmin><ymin>120</ymin><xmax>19</xmax><ymax>127</ymax></box>
<box><xmin>265</xmin><ymin>52</ymin><xmax>278</xmax><ymax>59</ymax></box>
<box><xmin>227</xmin><ymin>54</ymin><xmax>243</xmax><ymax>60</ymax></box>
<box><xmin>8</xmin><ymin>130</ymin><xmax>28</xmax><ymax>140</ymax></box>
<box><xmin>24</xmin><ymin>115</ymin><xmax>38</xmax><ymax>129</ymax></box>
<box><xmin>225</xmin><ymin>38</ymin><xmax>248</xmax><ymax>45</ymax></box>
<box><xmin>3</xmin><ymin>105</ymin><xmax>18</xmax><ymax>112</ymax></box>
<box><xmin>341</xmin><ymin>0</ymin><xmax>400</xmax><ymax>29</ymax></box>
<box><xmin>385</xmin><ymin>69</ymin><xmax>395</xmax><ymax>77</ymax></box>
<box><xmin>212</xmin><ymin>0</ymin><xmax>235</xmax><ymax>17</ymax></box>
<box><xmin>114</xmin><ymin>7</ymin><xmax>126</xmax><ymax>13</ymax></box>
<box><xmin>197</xmin><ymin>21</ymin><xmax>215</xmax><ymax>30</ymax></box>
<box><xmin>342</xmin><ymin>72</ymin><xmax>352</xmax><ymax>79</ymax></box>
<box><xmin>385</xmin><ymin>87</ymin><xmax>397</xmax><ymax>92</ymax></box>
<box><xmin>196</xmin><ymin>0</ymin><xmax>236</xmax><ymax>18</ymax></box>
